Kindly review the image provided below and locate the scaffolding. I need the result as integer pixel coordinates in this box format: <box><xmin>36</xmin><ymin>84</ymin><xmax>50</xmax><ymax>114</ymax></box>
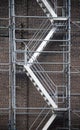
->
<box><xmin>9</xmin><ymin>0</ymin><xmax>71</xmax><ymax>129</ymax></box>
<box><xmin>0</xmin><ymin>0</ymin><xmax>80</xmax><ymax>130</ymax></box>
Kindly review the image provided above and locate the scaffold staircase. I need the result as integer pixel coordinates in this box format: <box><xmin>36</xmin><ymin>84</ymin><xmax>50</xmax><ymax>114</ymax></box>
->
<box><xmin>36</xmin><ymin>0</ymin><xmax>57</xmax><ymax>22</ymax></box>
<box><xmin>23</xmin><ymin>0</ymin><xmax>66</xmax><ymax>129</ymax></box>
<box><xmin>24</xmin><ymin>0</ymin><xmax>58</xmax><ymax>129</ymax></box>
<box><xmin>24</xmin><ymin>0</ymin><xmax>57</xmax><ymax>65</ymax></box>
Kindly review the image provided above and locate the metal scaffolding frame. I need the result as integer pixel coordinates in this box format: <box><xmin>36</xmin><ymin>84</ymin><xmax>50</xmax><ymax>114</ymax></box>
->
<box><xmin>8</xmin><ymin>0</ymin><xmax>71</xmax><ymax>129</ymax></box>
<box><xmin>0</xmin><ymin>0</ymin><xmax>79</xmax><ymax>130</ymax></box>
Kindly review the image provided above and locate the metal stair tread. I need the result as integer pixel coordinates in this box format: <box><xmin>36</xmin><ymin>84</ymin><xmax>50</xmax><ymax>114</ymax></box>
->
<box><xmin>25</xmin><ymin>68</ymin><xmax>56</xmax><ymax>108</ymax></box>
<box><xmin>36</xmin><ymin>0</ymin><xmax>57</xmax><ymax>21</ymax></box>
<box><xmin>24</xmin><ymin>65</ymin><xmax>58</xmax><ymax>109</ymax></box>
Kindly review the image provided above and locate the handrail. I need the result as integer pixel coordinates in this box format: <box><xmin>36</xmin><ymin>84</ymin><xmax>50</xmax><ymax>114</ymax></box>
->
<box><xmin>26</xmin><ymin>27</ymin><xmax>56</xmax><ymax>66</ymax></box>
<box><xmin>29</xmin><ymin>105</ymin><xmax>48</xmax><ymax>130</ymax></box>
<box><xmin>24</xmin><ymin>46</ymin><xmax>57</xmax><ymax>103</ymax></box>
<box><xmin>29</xmin><ymin>22</ymin><xmax>52</xmax><ymax>52</ymax></box>
<box><xmin>36</xmin><ymin>110</ymin><xmax>51</xmax><ymax>130</ymax></box>
<box><xmin>27</xmin><ymin>19</ymin><xmax>50</xmax><ymax>48</ymax></box>
<box><xmin>31</xmin><ymin>63</ymin><xmax>57</xmax><ymax>102</ymax></box>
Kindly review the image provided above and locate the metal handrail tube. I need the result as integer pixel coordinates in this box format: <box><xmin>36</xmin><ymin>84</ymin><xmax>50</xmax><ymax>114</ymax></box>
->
<box><xmin>27</xmin><ymin>19</ymin><xmax>49</xmax><ymax>48</ymax></box>
<box><xmin>29</xmin><ymin>22</ymin><xmax>52</xmax><ymax>52</ymax></box>
<box><xmin>26</xmin><ymin>20</ymin><xmax>46</xmax><ymax>49</ymax></box>
<box><xmin>25</xmin><ymin>46</ymin><xmax>57</xmax><ymax>102</ymax></box>
<box><xmin>27</xmin><ymin>53</ymin><xmax>54</xmax><ymax>90</ymax></box>
<box><xmin>32</xmin><ymin>65</ymin><xmax>52</xmax><ymax>94</ymax></box>
<box><xmin>34</xmin><ymin>61</ymin><xmax>57</xmax><ymax>89</ymax></box>
<box><xmin>27</xmin><ymin>23</ymin><xmax>52</xmax><ymax>58</ymax></box>
<box><xmin>36</xmin><ymin>110</ymin><xmax>51</xmax><ymax>130</ymax></box>
<box><xmin>25</xmin><ymin>20</ymin><xmax>50</xmax><ymax>59</ymax></box>
<box><xmin>29</xmin><ymin>105</ymin><xmax>48</xmax><ymax>130</ymax></box>
<box><xmin>33</xmin><ymin>64</ymin><xmax>55</xmax><ymax>92</ymax></box>
<box><xmin>31</xmin><ymin>64</ymin><xmax>56</xmax><ymax>101</ymax></box>
<box><xmin>30</xmin><ymin>62</ymin><xmax>56</xmax><ymax>98</ymax></box>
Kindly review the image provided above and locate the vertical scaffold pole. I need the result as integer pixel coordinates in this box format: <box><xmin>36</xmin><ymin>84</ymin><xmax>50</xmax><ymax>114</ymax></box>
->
<box><xmin>9</xmin><ymin>0</ymin><xmax>16</xmax><ymax>129</ymax></box>
<box><xmin>68</xmin><ymin>0</ymin><xmax>71</xmax><ymax>130</ymax></box>
<box><xmin>9</xmin><ymin>0</ymin><xmax>12</xmax><ymax>129</ymax></box>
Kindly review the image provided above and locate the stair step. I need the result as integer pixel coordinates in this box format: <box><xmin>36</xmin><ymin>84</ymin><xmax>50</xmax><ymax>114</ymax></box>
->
<box><xmin>26</xmin><ymin>70</ymin><xmax>52</xmax><ymax>106</ymax></box>
<box><xmin>37</xmin><ymin>0</ymin><xmax>41</xmax><ymax>3</ymax></box>
<box><xmin>36</xmin><ymin>0</ymin><xmax>57</xmax><ymax>24</ymax></box>
<box><xmin>43</xmin><ymin>9</ymin><xmax>48</xmax><ymax>14</ymax></box>
<box><xmin>27</xmin><ymin>73</ymin><xmax>52</xmax><ymax>106</ymax></box>
<box><xmin>27</xmin><ymin>74</ymin><xmax>51</xmax><ymax>104</ymax></box>
<box><xmin>39</xmin><ymin>2</ymin><xmax>51</xmax><ymax>16</ymax></box>
<box><xmin>39</xmin><ymin>3</ymin><xmax>43</xmax><ymax>7</ymax></box>
<box><xmin>36</xmin><ymin>87</ymin><xmax>41</xmax><ymax>92</ymax></box>
<box><xmin>42</xmin><ymin>6</ymin><xmax>46</xmax><ymax>9</ymax></box>
<box><xmin>46</xmin><ymin>13</ymin><xmax>51</xmax><ymax>17</ymax></box>
<box><xmin>33</xmin><ymin>82</ymin><xmax>37</xmax><ymax>86</ymax></box>
<box><xmin>37</xmin><ymin>0</ymin><xmax>57</xmax><ymax>18</ymax></box>
<box><xmin>26</xmin><ymin>72</ymin><xmax>29</xmax><ymax>76</ymax></box>
<box><xmin>30</xmin><ymin>77</ymin><xmax>33</xmax><ymax>82</ymax></box>
<box><xmin>24</xmin><ymin>65</ymin><xmax>57</xmax><ymax>109</ymax></box>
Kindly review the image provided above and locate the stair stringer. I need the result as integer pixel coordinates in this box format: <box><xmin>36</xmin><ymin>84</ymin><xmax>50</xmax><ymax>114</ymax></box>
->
<box><xmin>24</xmin><ymin>65</ymin><xmax>57</xmax><ymax>109</ymax></box>
<box><xmin>26</xmin><ymin>0</ymin><xmax>57</xmax><ymax>66</ymax></box>
<box><xmin>42</xmin><ymin>114</ymin><xmax>56</xmax><ymax>130</ymax></box>
<box><xmin>24</xmin><ymin>1</ymin><xmax>58</xmax><ymax>129</ymax></box>
<box><xmin>36</xmin><ymin>0</ymin><xmax>57</xmax><ymax>21</ymax></box>
<box><xmin>27</xmin><ymin>27</ymin><xmax>56</xmax><ymax>66</ymax></box>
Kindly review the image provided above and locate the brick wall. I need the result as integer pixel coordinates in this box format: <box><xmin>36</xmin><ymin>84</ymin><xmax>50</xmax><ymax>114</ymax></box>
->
<box><xmin>0</xmin><ymin>0</ymin><xmax>80</xmax><ymax>130</ymax></box>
